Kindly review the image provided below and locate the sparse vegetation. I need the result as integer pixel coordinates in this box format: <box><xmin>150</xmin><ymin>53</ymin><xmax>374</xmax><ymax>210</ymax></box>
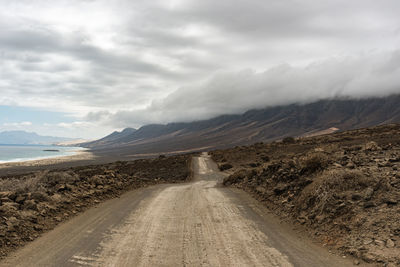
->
<box><xmin>0</xmin><ymin>154</ymin><xmax>192</xmax><ymax>258</ymax></box>
<box><xmin>300</xmin><ymin>152</ymin><xmax>329</xmax><ymax>174</ymax></box>
<box><xmin>282</xmin><ymin>136</ymin><xmax>296</xmax><ymax>144</ymax></box>
<box><xmin>218</xmin><ymin>163</ymin><xmax>233</xmax><ymax>171</ymax></box>
<box><xmin>211</xmin><ymin>124</ymin><xmax>400</xmax><ymax>265</ymax></box>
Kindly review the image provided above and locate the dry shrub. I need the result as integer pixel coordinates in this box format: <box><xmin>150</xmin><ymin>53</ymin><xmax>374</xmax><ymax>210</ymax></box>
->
<box><xmin>219</xmin><ymin>163</ymin><xmax>233</xmax><ymax>171</ymax></box>
<box><xmin>314</xmin><ymin>169</ymin><xmax>374</xmax><ymax>192</ymax></box>
<box><xmin>0</xmin><ymin>170</ymin><xmax>78</xmax><ymax>194</ymax></box>
<box><xmin>300</xmin><ymin>152</ymin><xmax>329</xmax><ymax>174</ymax></box>
<box><xmin>223</xmin><ymin>169</ymin><xmax>254</xmax><ymax>186</ymax></box>
<box><xmin>298</xmin><ymin>169</ymin><xmax>375</xmax><ymax>213</ymax></box>
<box><xmin>37</xmin><ymin>171</ymin><xmax>79</xmax><ymax>186</ymax></box>
<box><xmin>282</xmin><ymin>136</ymin><xmax>296</xmax><ymax>144</ymax></box>
<box><xmin>0</xmin><ymin>176</ymin><xmax>44</xmax><ymax>193</ymax></box>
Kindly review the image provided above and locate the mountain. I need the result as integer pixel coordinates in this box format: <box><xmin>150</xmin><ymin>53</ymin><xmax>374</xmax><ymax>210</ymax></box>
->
<box><xmin>86</xmin><ymin>128</ymin><xmax>136</xmax><ymax>146</ymax></box>
<box><xmin>83</xmin><ymin>95</ymin><xmax>400</xmax><ymax>157</ymax></box>
<box><xmin>0</xmin><ymin>131</ymin><xmax>75</xmax><ymax>145</ymax></box>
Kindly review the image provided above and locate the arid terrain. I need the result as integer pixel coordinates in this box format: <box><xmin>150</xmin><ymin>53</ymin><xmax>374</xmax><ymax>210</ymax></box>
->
<box><xmin>0</xmin><ymin>154</ymin><xmax>356</xmax><ymax>267</ymax></box>
<box><xmin>0</xmin><ymin>154</ymin><xmax>192</xmax><ymax>258</ymax></box>
<box><xmin>0</xmin><ymin>124</ymin><xmax>398</xmax><ymax>266</ymax></box>
<box><xmin>211</xmin><ymin>123</ymin><xmax>400</xmax><ymax>266</ymax></box>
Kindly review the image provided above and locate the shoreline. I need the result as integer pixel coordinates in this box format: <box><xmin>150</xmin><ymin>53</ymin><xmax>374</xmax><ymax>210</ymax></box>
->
<box><xmin>0</xmin><ymin>150</ymin><xmax>97</xmax><ymax>174</ymax></box>
<box><xmin>0</xmin><ymin>148</ymin><xmax>88</xmax><ymax>165</ymax></box>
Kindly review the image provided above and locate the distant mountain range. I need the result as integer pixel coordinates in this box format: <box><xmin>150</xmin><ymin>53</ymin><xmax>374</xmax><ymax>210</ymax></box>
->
<box><xmin>82</xmin><ymin>95</ymin><xmax>400</xmax><ymax>157</ymax></box>
<box><xmin>0</xmin><ymin>131</ymin><xmax>75</xmax><ymax>145</ymax></box>
<box><xmin>89</xmin><ymin>128</ymin><xmax>137</xmax><ymax>146</ymax></box>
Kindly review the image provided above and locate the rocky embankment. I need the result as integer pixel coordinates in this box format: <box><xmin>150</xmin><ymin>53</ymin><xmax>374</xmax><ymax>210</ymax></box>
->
<box><xmin>211</xmin><ymin>124</ymin><xmax>400</xmax><ymax>266</ymax></box>
<box><xmin>0</xmin><ymin>154</ymin><xmax>192</xmax><ymax>258</ymax></box>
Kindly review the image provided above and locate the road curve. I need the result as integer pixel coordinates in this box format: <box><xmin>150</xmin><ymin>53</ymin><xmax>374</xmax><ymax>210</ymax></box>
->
<box><xmin>1</xmin><ymin>153</ymin><xmax>356</xmax><ymax>267</ymax></box>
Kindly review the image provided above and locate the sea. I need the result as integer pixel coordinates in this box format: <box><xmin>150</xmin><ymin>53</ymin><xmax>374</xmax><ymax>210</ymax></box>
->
<box><xmin>0</xmin><ymin>144</ymin><xmax>85</xmax><ymax>163</ymax></box>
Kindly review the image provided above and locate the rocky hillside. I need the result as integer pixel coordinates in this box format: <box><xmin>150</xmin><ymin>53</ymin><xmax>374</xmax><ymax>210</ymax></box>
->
<box><xmin>84</xmin><ymin>95</ymin><xmax>400</xmax><ymax>157</ymax></box>
<box><xmin>210</xmin><ymin>124</ymin><xmax>400</xmax><ymax>266</ymax></box>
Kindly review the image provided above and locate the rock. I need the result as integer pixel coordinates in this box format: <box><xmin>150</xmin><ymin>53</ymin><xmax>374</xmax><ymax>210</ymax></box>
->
<box><xmin>56</xmin><ymin>184</ymin><xmax>67</xmax><ymax>192</ymax></box>
<box><xmin>353</xmin><ymin>259</ymin><xmax>360</xmax><ymax>265</ymax></box>
<box><xmin>361</xmin><ymin>252</ymin><xmax>376</xmax><ymax>263</ymax></box>
<box><xmin>23</xmin><ymin>200</ymin><xmax>38</xmax><ymax>211</ymax></box>
<box><xmin>363</xmin><ymin>187</ymin><xmax>374</xmax><ymax>200</ymax></box>
<box><xmin>5</xmin><ymin>216</ymin><xmax>19</xmax><ymax>231</ymax></box>
<box><xmin>255</xmin><ymin>186</ymin><xmax>266</xmax><ymax>194</ymax></box>
<box><xmin>34</xmin><ymin>224</ymin><xmax>44</xmax><ymax>231</ymax></box>
<box><xmin>384</xmin><ymin>198</ymin><xmax>398</xmax><ymax>205</ymax></box>
<box><xmin>363</xmin><ymin>238</ymin><xmax>373</xmax><ymax>245</ymax></box>
<box><xmin>351</xmin><ymin>193</ymin><xmax>363</xmax><ymax>201</ymax></box>
<box><xmin>260</xmin><ymin>155</ymin><xmax>270</xmax><ymax>162</ymax></box>
<box><xmin>346</xmin><ymin>161</ymin><xmax>355</xmax><ymax>169</ymax></box>
<box><xmin>374</xmin><ymin>239</ymin><xmax>385</xmax><ymax>247</ymax></box>
<box><xmin>50</xmin><ymin>193</ymin><xmax>63</xmax><ymax>203</ymax></box>
<box><xmin>0</xmin><ymin>191</ymin><xmax>17</xmax><ymax>200</ymax></box>
<box><xmin>0</xmin><ymin>226</ymin><xmax>6</xmax><ymax>236</ymax></box>
<box><xmin>364</xmin><ymin>141</ymin><xmax>381</xmax><ymax>151</ymax></box>
<box><xmin>0</xmin><ymin>197</ymin><xmax>12</xmax><ymax>203</ymax></box>
<box><xmin>273</xmin><ymin>184</ymin><xmax>288</xmax><ymax>195</ymax></box>
<box><xmin>333</xmin><ymin>163</ymin><xmax>342</xmax><ymax>167</ymax></box>
<box><xmin>219</xmin><ymin>163</ymin><xmax>233</xmax><ymax>171</ymax></box>
<box><xmin>364</xmin><ymin>201</ymin><xmax>375</xmax><ymax>208</ymax></box>
<box><xmin>65</xmin><ymin>184</ymin><xmax>76</xmax><ymax>191</ymax></box>
<box><xmin>248</xmin><ymin>162</ymin><xmax>260</xmax><ymax>168</ymax></box>
<box><xmin>31</xmin><ymin>192</ymin><xmax>48</xmax><ymax>201</ymax></box>
<box><xmin>14</xmin><ymin>195</ymin><xmax>26</xmax><ymax>204</ymax></box>
<box><xmin>386</xmin><ymin>239</ymin><xmax>395</xmax><ymax>248</ymax></box>
<box><xmin>0</xmin><ymin>202</ymin><xmax>19</xmax><ymax>214</ymax></box>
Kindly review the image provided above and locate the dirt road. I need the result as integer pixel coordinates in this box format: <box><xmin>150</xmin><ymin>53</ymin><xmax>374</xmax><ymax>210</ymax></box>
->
<box><xmin>1</xmin><ymin>153</ymin><xmax>356</xmax><ymax>266</ymax></box>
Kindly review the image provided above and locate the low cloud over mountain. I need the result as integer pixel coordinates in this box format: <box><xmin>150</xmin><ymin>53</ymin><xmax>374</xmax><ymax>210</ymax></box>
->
<box><xmin>89</xmin><ymin>51</ymin><xmax>400</xmax><ymax>128</ymax></box>
<box><xmin>1</xmin><ymin>0</ymin><xmax>399</xmax><ymax>137</ymax></box>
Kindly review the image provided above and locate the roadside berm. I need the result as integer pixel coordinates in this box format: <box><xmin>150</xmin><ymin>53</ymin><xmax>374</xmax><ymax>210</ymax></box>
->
<box><xmin>0</xmin><ymin>155</ymin><xmax>192</xmax><ymax>258</ymax></box>
<box><xmin>211</xmin><ymin>124</ymin><xmax>400</xmax><ymax>266</ymax></box>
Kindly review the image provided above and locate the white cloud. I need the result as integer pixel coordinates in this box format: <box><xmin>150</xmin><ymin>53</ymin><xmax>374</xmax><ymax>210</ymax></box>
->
<box><xmin>3</xmin><ymin>121</ymin><xmax>32</xmax><ymax>127</ymax></box>
<box><xmin>0</xmin><ymin>0</ymin><xmax>400</xmax><ymax>137</ymax></box>
<box><xmin>89</xmin><ymin>50</ymin><xmax>400</xmax><ymax>127</ymax></box>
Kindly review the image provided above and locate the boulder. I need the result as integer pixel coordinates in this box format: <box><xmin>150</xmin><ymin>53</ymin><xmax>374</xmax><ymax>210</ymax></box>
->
<box><xmin>386</xmin><ymin>239</ymin><xmax>395</xmax><ymax>248</ymax></box>
<box><xmin>364</xmin><ymin>141</ymin><xmax>381</xmax><ymax>151</ymax></box>
<box><xmin>14</xmin><ymin>195</ymin><xmax>26</xmax><ymax>204</ymax></box>
<box><xmin>362</xmin><ymin>187</ymin><xmax>374</xmax><ymax>200</ymax></box>
<box><xmin>0</xmin><ymin>202</ymin><xmax>19</xmax><ymax>214</ymax></box>
<box><xmin>23</xmin><ymin>200</ymin><xmax>38</xmax><ymax>211</ymax></box>
<box><xmin>31</xmin><ymin>192</ymin><xmax>48</xmax><ymax>202</ymax></box>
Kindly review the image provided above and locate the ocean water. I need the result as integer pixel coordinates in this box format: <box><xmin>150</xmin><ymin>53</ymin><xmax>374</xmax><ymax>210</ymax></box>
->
<box><xmin>0</xmin><ymin>144</ymin><xmax>85</xmax><ymax>163</ymax></box>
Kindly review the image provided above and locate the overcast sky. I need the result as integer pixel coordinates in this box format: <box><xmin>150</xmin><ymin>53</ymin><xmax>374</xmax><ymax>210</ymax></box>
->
<box><xmin>1</xmin><ymin>0</ymin><xmax>400</xmax><ymax>139</ymax></box>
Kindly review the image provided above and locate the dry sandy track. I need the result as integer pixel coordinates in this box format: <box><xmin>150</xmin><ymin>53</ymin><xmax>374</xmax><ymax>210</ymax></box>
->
<box><xmin>1</xmin><ymin>153</ymin><xmax>356</xmax><ymax>266</ymax></box>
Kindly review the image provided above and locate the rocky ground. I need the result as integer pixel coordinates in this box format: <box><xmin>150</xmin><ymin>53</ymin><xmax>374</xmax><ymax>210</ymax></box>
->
<box><xmin>210</xmin><ymin>124</ymin><xmax>400</xmax><ymax>266</ymax></box>
<box><xmin>0</xmin><ymin>154</ymin><xmax>192</xmax><ymax>258</ymax></box>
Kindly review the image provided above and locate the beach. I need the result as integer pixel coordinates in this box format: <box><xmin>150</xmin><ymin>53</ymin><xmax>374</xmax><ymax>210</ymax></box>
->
<box><xmin>0</xmin><ymin>150</ymin><xmax>99</xmax><ymax>176</ymax></box>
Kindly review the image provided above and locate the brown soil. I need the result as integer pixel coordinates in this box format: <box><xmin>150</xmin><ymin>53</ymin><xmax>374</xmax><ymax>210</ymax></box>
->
<box><xmin>0</xmin><ymin>154</ymin><xmax>193</xmax><ymax>258</ymax></box>
<box><xmin>210</xmin><ymin>123</ymin><xmax>400</xmax><ymax>266</ymax></box>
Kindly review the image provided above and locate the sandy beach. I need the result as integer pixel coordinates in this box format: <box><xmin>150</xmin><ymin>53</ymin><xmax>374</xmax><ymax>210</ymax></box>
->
<box><xmin>0</xmin><ymin>150</ymin><xmax>100</xmax><ymax>176</ymax></box>
<box><xmin>0</xmin><ymin>150</ymin><xmax>94</xmax><ymax>168</ymax></box>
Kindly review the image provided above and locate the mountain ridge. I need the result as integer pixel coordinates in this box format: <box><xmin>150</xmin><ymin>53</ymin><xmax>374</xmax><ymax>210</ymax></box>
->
<box><xmin>0</xmin><ymin>130</ymin><xmax>76</xmax><ymax>145</ymax></box>
<box><xmin>83</xmin><ymin>95</ymin><xmax>400</xmax><ymax>156</ymax></box>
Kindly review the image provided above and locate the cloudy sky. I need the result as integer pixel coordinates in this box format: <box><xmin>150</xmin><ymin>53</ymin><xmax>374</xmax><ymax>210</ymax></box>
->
<box><xmin>1</xmin><ymin>0</ymin><xmax>400</xmax><ymax>139</ymax></box>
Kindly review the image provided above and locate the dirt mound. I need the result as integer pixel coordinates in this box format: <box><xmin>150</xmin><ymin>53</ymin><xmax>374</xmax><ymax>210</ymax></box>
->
<box><xmin>211</xmin><ymin>124</ymin><xmax>400</xmax><ymax>266</ymax></box>
<box><xmin>0</xmin><ymin>154</ymin><xmax>192</xmax><ymax>258</ymax></box>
